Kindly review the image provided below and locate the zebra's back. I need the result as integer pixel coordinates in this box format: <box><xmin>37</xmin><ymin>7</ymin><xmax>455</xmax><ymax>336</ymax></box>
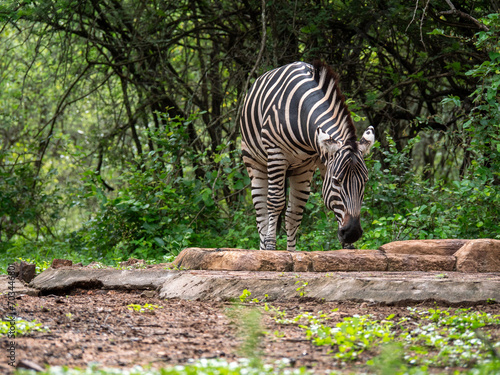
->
<box><xmin>240</xmin><ymin>61</ymin><xmax>325</xmax><ymax>169</ymax></box>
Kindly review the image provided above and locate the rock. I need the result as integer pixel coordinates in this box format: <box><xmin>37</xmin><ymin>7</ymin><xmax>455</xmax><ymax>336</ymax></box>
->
<box><xmin>309</xmin><ymin>250</ymin><xmax>387</xmax><ymax>272</ymax></box>
<box><xmin>30</xmin><ymin>268</ymin><xmax>178</xmax><ymax>293</ymax></box>
<box><xmin>379</xmin><ymin>239</ymin><xmax>469</xmax><ymax>256</ymax></box>
<box><xmin>159</xmin><ymin>270</ymin><xmax>500</xmax><ymax>304</ymax></box>
<box><xmin>141</xmin><ymin>290</ymin><xmax>157</xmax><ymax>298</ymax></box>
<box><xmin>18</xmin><ymin>261</ymin><xmax>37</xmax><ymax>283</ymax></box>
<box><xmin>454</xmin><ymin>239</ymin><xmax>500</xmax><ymax>272</ymax></box>
<box><xmin>51</xmin><ymin>259</ymin><xmax>73</xmax><ymax>269</ymax></box>
<box><xmin>0</xmin><ymin>275</ymin><xmax>39</xmax><ymax>296</ymax></box>
<box><xmin>24</xmin><ymin>266</ymin><xmax>500</xmax><ymax>304</ymax></box>
<box><xmin>386</xmin><ymin>254</ymin><xmax>456</xmax><ymax>272</ymax></box>
<box><xmin>173</xmin><ymin>248</ymin><xmax>293</xmax><ymax>272</ymax></box>
<box><xmin>8</xmin><ymin>261</ymin><xmax>37</xmax><ymax>283</ymax></box>
<box><xmin>16</xmin><ymin>359</ymin><xmax>45</xmax><ymax>372</ymax></box>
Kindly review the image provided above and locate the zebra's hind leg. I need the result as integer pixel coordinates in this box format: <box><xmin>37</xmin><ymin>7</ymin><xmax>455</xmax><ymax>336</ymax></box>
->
<box><xmin>285</xmin><ymin>166</ymin><xmax>314</xmax><ymax>252</ymax></box>
<box><xmin>244</xmin><ymin>159</ymin><xmax>270</xmax><ymax>250</ymax></box>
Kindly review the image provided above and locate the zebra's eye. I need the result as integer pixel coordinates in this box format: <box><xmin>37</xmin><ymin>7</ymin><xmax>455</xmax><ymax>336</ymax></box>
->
<box><xmin>333</xmin><ymin>177</ymin><xmax>341</xmax><ymax>186</ymax></box>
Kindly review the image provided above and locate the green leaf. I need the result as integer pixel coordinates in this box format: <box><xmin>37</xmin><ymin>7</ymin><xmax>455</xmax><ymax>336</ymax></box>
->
<box><xmin>154</xmin><ymin>237</ymin><xmax>165</xmax><ymax>247</ymax></box>
<box><xmin>489</xmin><ymin>51</ymin><xmax>500</xmax><ymax>61</ymax></box>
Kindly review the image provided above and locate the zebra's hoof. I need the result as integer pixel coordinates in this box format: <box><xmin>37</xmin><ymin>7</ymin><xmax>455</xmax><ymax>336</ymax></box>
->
<box><xmin>342</xmin><ymin>243</ymin><xmax>355</xmax><ymax>249</ymax></box>
<box><xmin>264</xmin><ymin>239</ymin><xmax>276</xmax><ymax>250</ymax></box>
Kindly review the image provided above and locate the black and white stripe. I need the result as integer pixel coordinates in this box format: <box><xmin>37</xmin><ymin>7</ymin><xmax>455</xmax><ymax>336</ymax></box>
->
<box><xmin>240</xmin><ymin>61</ymin><xmax>375</xmax><ymax>251</ymax></box>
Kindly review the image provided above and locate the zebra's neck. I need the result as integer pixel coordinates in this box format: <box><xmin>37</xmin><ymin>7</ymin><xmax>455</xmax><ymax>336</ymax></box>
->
<box><xmin>310</xmin><ymin>60</ymin><xmax>356</xmax><ymax>143</ymax></box>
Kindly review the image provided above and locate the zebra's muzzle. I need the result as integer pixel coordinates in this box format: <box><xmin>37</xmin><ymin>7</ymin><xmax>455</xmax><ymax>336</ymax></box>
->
<box><xmin>338</xmin><ymin>215</ymin><xmax>363</xmax><ymax>247</ymax></box>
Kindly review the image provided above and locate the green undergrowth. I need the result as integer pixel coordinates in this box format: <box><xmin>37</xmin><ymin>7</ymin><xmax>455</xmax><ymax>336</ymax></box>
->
<box><xmin>0</xmin><ymin>318</ymin><xmax>49</xmax><ymax>337</ymax></box>
<box><xmin>270</xmin><ymin>306</ymin><xmax>500</xmax><ymax>374</ymax></box>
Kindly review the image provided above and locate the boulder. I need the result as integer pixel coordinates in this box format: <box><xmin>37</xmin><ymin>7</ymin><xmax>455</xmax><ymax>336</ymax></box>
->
<box><xmin>454</xmin><ymin>239</ymin><xmax>500</xmax><ymax>272</ymax></box>
<box><xmin>173</xmin><ymin>248</ymin><xmax>293</xmax><ymax>272</ymax></box>
<box><xmin>379</xmin><ymin>239</ymin><xmax>469</xmax><ymax>256</ymax></box>
<box><xmin>386</xmin><ymin>253</ymin><xmax>456</xmax><ymax>272</ymax></box>
<box><xmin>308</xmin><ymin>250</ymin><xmax>387</xmax><ymax>272</ymax></box>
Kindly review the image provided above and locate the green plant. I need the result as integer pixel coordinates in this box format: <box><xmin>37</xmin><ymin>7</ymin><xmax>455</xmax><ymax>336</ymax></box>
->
<box><xmin>239</xmin><ymin>289</ymin><xmax>252</xmax><ymax>303</ymax></box>
<box><xmin>126</xmin><ymin>304</ymin><xmax>163</xmax><ymax>313</ymax></box>
<box><xmin>295</xmin><ymin>280</ymin><xmax>308</xmax><ymax>297</ymax></box>
<box><xmin>302</xmin><ymin>313</ymin><xmax>396</xmax><ymax>361</ymax></box>
<box><xmin>0</xmin><ymin>318</ymin><xmax>49</xmax><ymax>337</ymax></box>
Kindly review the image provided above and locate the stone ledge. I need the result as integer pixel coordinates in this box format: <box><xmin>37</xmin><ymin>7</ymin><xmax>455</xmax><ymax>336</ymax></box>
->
<box><xmin>159</xmin><ymin>270</ymin><xmax>500</xmax><ymax>304</ymax></box>
<box><xmin>173</xmin><ymin>239</ymin><xmax>500</xmax><ymax>273</ymax></box>
<box><xmin>29</xmin><ymin>268</ymin><xmax>171</xmax><ymax>293</ymax></box>
<box><xmin>25</xmin><ymin>268</ymin><xmax>500</xmax><ymax>304</ymax></box>
<box><xmin>0</xmin><ymin>275</ymin><xmax>39</xmax><ymax>296</ymax></box>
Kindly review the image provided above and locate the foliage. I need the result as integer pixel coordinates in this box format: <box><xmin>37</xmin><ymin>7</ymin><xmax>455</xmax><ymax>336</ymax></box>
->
<box><xmin>360</xmin><ymin>134</ymin><xmax>500</xmax><ymax>249</ymax></box>
<box><xmin>270</xmin><ymin>306</ymin><xmax>500</xmax><ymax>373</ymax></box>
<box><xmin>0</xmin><ymin>318</ymin><xmax>49</xmax><ymax>337</ymax></box>
<box><xmin>300</xmin><ymin>311</ymin><xmax>396</xmax><ymax>361</ymax></box>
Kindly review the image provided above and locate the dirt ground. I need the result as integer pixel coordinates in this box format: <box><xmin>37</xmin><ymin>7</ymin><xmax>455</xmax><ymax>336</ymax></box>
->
<box><xmin>2</xmin><ymin>289</ymin><xmax>500</xmax><ymax>374</ymax></box>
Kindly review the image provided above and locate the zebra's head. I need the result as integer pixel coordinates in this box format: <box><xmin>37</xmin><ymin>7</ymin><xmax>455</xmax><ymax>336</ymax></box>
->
<box><xmin>317</xmin><ymin>126</ymin><xmax>375</xmax><ymax>248</ymax></box>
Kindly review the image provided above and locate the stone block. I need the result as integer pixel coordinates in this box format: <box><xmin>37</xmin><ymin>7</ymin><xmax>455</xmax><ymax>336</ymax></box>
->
<box><xmin>173</xmin><ymin>248</ymin><xmax>293</xmax><ymax>272</ymax></box>
<box><xmin>309</xmin><ymin>250</ymin><xmax>387</xmax><ymax>272</ymax></box>
<box><xmin>455</xmin><ymin>239</ymin><xmax>500</xmax><ymax>272</ymax></box>
<box><xmin>379</xmin><ymin>239</ymin><xmax>469</xmax><ymax>256</ymax></box>
<box><xmin>386</xmin><ymin>253</ymin><xmax>456</xmax><ymax>272</ymax></box>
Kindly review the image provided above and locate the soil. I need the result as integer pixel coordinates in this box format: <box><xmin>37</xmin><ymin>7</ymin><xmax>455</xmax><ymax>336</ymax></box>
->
<box><xmin>2</xmin><ymin>289</ymin><xmax>500</xmax><ymax>374</ymax></box>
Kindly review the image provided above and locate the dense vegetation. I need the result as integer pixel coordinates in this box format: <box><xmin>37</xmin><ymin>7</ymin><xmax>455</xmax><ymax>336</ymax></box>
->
<box><xmin>1</xmin><ymin>0</ymin><xmax>499</xmax><ymax>268</ymax></box>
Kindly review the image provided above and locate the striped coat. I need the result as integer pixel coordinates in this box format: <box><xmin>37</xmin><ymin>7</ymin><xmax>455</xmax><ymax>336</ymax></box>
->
<box><xmin>240</xmin><ymin>61</ymin><xmax>375</xmax><ymax>251</ymax></box>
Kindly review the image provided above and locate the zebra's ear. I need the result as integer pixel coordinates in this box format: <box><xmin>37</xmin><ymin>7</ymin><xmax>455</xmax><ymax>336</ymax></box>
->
<box><xmin>359</xmin><ymin>126</ymin><xmax>375</xmax><ymax>156</ymax></box>
<box><xmin>317</xmin><ymin>128</ymin><xmax>342</xmax><ymax>155</ymax></box>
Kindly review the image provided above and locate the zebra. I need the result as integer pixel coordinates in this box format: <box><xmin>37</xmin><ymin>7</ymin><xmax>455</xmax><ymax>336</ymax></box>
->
<box><xmin>240</xmin><ymin>60</ymin><xmax>375</xmax><ymax>251</ymax></box>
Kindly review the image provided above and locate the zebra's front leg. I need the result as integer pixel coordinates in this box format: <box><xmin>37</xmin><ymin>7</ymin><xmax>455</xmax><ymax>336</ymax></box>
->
<box><xmin>264</xmin><ymin>158</ymin><xmax>288</xmax><ymax>250</ymax></box>
<box><xmin>285</xmin><ymin>168</ymin><xmax>314</xmax><ymax>252</ymax></box>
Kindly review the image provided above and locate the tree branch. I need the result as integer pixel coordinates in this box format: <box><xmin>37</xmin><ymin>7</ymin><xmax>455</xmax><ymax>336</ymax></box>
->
<box><xmin>440</xmin><ymin>0</ymin><xmax>489</xmax><ymax>31</ymax></box>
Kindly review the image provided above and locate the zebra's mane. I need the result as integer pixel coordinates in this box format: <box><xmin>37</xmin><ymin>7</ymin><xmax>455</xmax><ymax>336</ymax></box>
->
<box><xmin>312</xmin><ymin>60</ymin><xmax>357</xmax><ymax>147</ymax></box>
